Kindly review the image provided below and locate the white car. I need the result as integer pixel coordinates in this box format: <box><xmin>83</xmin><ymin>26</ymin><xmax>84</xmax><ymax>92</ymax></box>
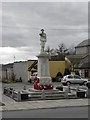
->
<box><xmin>61</xmin><ymin>74</ymin><xmax>87</xmax><ymax>85</ymax></box>
<box><xmin>31</xmin><ymin>72</ymin><xmax>38</xmax><ymax>83</ymax></box>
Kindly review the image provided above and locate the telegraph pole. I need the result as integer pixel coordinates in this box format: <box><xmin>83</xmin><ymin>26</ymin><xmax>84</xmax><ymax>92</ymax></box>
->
<box><xmin>14</xmin><ymin>55</ymin><xmax>15</xmax><ymax>63</ymax></box>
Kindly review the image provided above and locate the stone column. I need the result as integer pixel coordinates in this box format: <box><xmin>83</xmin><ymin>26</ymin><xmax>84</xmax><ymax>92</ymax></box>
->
<box><xmin>37</xmin><ymin>52</ymin><xmax>52</xmax><ymax>84</ymax></box>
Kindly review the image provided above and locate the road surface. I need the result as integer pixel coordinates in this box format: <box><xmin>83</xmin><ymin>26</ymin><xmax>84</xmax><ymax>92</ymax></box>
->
<box><xmin>2</xmin><ymin>106</ymin><xmax>88</xmax><ymax>118</ymax></box>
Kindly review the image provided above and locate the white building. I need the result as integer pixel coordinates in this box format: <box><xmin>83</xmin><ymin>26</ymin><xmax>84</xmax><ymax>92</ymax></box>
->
<box><xmin>13</xmin><ymin>61</ymin><xmax>28</xmax><ymax>83</ymax></box>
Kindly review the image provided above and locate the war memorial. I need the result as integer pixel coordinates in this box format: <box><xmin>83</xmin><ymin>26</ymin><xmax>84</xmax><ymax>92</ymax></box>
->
<box><xmin>3</xmin><ymin>29</ymin><xmax>90</xmax><ymax>101</ymax></box>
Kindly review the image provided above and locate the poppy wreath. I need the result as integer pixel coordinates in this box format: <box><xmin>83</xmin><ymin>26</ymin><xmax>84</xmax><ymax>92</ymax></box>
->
<box><xmin>48</xmin><ymin>84</ymin><xmax>54</xmax><ymax>89</ymax></box>
<box><xmin>35</xmin><ymin>76</ymin><xmax>39</xmax><ymax>83</ymax></box>
<box><xmin>39</xmin><ymin>84</ymin><xmax>44</xmax><ymax>90</ymax></box>
<box><xmin>43</xmin><ymin>84</ymin><xmax>48</xmax><ymax>90</ymax></box>
<box><xmin>34</xmin><ymin>77</ymin><xmax>39</xmax><ymax>90</ymax></box>
<box><xmin>34</xmin><ymin>82</ymin><xmax>38</xmax><ymax>90</ymax></box>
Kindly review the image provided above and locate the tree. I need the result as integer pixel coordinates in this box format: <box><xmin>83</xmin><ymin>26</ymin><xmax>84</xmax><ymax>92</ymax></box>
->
<box><xmin>56</xmin><ymin>43</ymin><xmax>69</xmax><ymax>56</ymax></box>
<box><xmin>75</xmin><ymin>70</ymin><xmax>80</xmax><ymax>76</ymax></box>
<box><xmin>68</xmin><ymin>45</ymin><xmax>75</xmax><ymax>55</ymax></box>
<box><xmin>45</xmin><ymin>43</ymin><xmax>76</xmax><ymax>60</ymax></box>
<box><xmin>56</xmin><ymin>72</ymin><xmax>63</xmax><ymax>78</ymax></box>
<box><xmin>45</xmin><ymin>46</ymin><xmax>56</xmax><ymax>56</ymax></box>
<box><xmin>11</xmin><ymin>71</ymin><xmax>15</xmax><ymax>82</ymax></box>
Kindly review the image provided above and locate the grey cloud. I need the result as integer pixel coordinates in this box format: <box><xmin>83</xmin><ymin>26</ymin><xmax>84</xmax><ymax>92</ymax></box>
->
<box><xmin>21</xmin><ymin>2</ymin><xmax>88</xmax><ymax>26</ymax></box>
<box><xmin>0</xmin><ymin>2</ymin><xmax>88</xmax><ymax>62</ymax></box>
<box><xmin>1</xmin><ymin>2</ymin><xmax>88</xmax><ymax>63</ymax></box>
<box><xmin>2</xmin><ymin>2</ymin><xmax>88</xmax><ymax>27</ymax></box>
<box><xmin>2</xmin><ymin>33</ymin><xmax>26</xmax><ymax>47</ymax></box>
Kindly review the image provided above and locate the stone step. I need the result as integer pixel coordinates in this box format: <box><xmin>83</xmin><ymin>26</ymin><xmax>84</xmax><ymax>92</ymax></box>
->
<box><xmin>30</xmin><ymin>91</ymin><xmax>64</xmax><ymax>96</ymax></box>
<box><xmin>22</xmin><ymin>89</ymin><xmax>76</xmax><ymax>101</ymax></box>
<box><xmin>28</xmin><ymin>94</ymin><xmax>76</xmax><ymax>101</ymax></box>
<box><xmin>28</xmin><ymin>95</ymin><xmax>65</xmax><ymax>100</ymax></box>
<box><xmin>29</xmin><ymin>93</ymin><xmax>65</xmax><ymax>98</ymax></box>
<box><xmin>22</xmin><ymin>89</ymin><xmax>63</xmax><ymax>95</ymax></box>
<box><xmin>28</xmin><ymin>92</ymin><xmax>76</xmax><ymax>100</ymax></box>
<box><xmin>45</xmin><ymin>94</ymin><xmax>65</xmax><ymax>97</ymax></box>
<box><xmin>68</xmin><ymin>93</ymin><xmax>76</xmax><ymax>98</ymax></box>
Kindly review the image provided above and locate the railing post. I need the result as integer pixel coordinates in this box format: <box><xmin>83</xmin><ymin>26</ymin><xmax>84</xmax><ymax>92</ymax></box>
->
<box><xmin>41</xmin><ymin>89</ymin><xmax>45</xmax><ymax>100</ymax></box>
<box><xmin>17</xmin><ymin>91</ymin><xmax>21</xmax><ymax>101</ymax></box>
<box><xmin>75</xmin><ymin>86</ymin><xmax>79</xmax><ymax>98</ymax></box>
<box><xmin>64</xmin><ymin>88</ymin><xmax>68</xmax><ymax>99</ymax></box>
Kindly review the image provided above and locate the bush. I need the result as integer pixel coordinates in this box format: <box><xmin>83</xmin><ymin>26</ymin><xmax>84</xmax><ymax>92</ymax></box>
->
<box><xmin>16</xmin><ymin>77</ymin><xmax>22</xmax><ymax>82</ymax></box>
<box><xmin>2</xmin><ymin>79</ymin><xmax>8</xmax><ymax>83</ymax></box>
<box><xmin>0</xmin><ymin>102</ymin><xmax>5</xmax><ymax>106</ymax></box>
<box><xmin>56</xmin><ymin>72</ymin><xmax>63</xmax><ymax>78</ymax></box>
<box><xmin>55</xmin><ymin>72</ymin><xmax>63</xmax><ymax>82</ymax></box>
<box><xmin>2</xmin><ymin>79</ymin><xmax>12</xmax><ymax>83</ymax></box>
<box><xmin>64</xmin><ymin>68</ymin><xmax>71</xmax><ymax>76</ymax></box>
<box><xmin>52</xmin><ymin>78</ymin><xmax>56</xmax><ymax>82</ymax></box>
<box><xmin>75</xmin><ymin>71</ymin><xmax>80</xmax><ymax>76</ymax></box>
<box><xmin>11</xmin><ymin>72</ymin><xmax>15</xmax><ymax>82</ymax></box>
<box><xmin>56</xmin><ymin>77</ymin><xmax>62</xmax><ymax>82</ymax></box>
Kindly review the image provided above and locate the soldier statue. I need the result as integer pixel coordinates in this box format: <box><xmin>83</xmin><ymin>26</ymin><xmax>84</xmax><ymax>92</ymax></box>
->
<box><xmin>39</xmin><ymin>29</ymin><xmax>47</xmax><ymax>52</ymax></box>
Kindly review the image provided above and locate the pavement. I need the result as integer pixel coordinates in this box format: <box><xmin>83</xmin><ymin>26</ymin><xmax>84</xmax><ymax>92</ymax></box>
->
<box><xmin>0</xmin><ymin>82</ymin><xmax>89</xmax><ymax>111</ymax></box>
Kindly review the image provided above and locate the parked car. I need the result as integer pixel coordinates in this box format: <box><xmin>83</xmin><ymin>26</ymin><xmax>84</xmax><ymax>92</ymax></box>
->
<box><xmin>61</xmin><ymin>74</ymin><xmax>87</xmax><ymax>85</ymax></box>
<box><xmin>31</xmin><ymin>72</ymin><xmax>38</xmax><ymax>84</ymax></box>
<box><xmin>85</xmin><ymin>81</ymin><xmax>90</xmax><ymax>89</ymax></box>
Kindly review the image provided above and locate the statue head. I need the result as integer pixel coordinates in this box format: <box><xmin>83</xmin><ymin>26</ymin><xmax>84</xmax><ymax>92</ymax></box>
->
<box><xmin>41</xmin><ymin>29</ymin><xmax>44</xmax><ymax>33</ymax></box>
<box><xmin>39</xmin><ymin>29</ymin><xmax>46</xmax><ymax>39</ymax></box>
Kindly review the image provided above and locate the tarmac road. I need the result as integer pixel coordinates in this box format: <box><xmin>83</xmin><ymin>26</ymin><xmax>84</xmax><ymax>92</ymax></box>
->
<box><xmin>2</xmin><ymin>106</ymin><xmax>88</xmax><ymax>118</ymax></box>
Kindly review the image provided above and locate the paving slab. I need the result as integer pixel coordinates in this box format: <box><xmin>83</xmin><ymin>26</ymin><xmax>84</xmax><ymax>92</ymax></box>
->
<box><xmin>1</xmin><ymin>94</ymin><xmax>89</xmax><ymax>111</ymax></box>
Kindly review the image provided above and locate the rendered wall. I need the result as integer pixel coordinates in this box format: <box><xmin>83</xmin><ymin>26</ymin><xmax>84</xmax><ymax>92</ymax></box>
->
<box><xmin>13</xmin><ymin>61</ymin><xmax>28</xmax><ymax>83</ymax></box>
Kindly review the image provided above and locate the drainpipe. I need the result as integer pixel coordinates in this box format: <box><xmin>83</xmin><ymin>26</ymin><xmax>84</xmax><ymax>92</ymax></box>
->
<box><xmin>6</xmin><ymin>68</ymin><xmax>8</xmax><ymax>79</ymax></box>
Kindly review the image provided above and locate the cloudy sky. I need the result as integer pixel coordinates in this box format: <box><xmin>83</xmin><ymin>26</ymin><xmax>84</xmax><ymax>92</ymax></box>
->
<box><xmin>0</xmin><ymin>1</ymin><xmax>88</xmax><ymax>64</ymax></box>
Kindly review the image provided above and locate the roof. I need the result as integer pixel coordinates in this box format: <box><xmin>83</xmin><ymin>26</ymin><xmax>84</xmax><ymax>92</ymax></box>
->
<box><xmin>2</xmin><ymin>63</ymin><xmax>13</xmax><ymax>70</ymax></box>
<box><xmin>75</xmin><ymin>39</ymin><xmax>90</xmax><ymax>48</ymax></box>
<box><xmin>78</xmin><ymin>55</ymin><xmax>90</xmax><ymax>69</ymax></box>
<box><xmin>50</xmin><ymin>55</ymin><xmax>65</xmax><ymax>61</ymax></box>
<box><xmin>66</xmin><ymin>54</ymin><xmax>88</xmax><ymax>64</ymax></box>
<box><xmin>14</xmin><ymin>61</ymin><xmax>27</xmax><ymax>63</ymax></box>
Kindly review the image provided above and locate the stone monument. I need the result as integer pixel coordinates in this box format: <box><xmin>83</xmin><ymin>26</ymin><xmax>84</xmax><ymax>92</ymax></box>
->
<box><xmin>34</xmin><ymin>29</ymin><xmax>53</xmax><ymax>90</ymax></box>
<box><xmin>39</xmin><ymin>29</ymin><xmax>47</xmax><ymax>52</ymax></box>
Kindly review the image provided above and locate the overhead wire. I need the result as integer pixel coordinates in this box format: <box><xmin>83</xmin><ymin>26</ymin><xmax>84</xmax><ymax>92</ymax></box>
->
<box><xmin>0</xmin><ymin>25</ymin><xmax>88</xmax><ymax>31</ymax></box>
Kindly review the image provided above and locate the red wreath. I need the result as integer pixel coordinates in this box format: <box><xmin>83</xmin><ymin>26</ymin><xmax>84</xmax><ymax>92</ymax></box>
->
<box><xmin>34</xmin><ymin>77</ymin><xmax>39</xmax><ymax>90</ymax></box>
<box><xmin>39</xmin><ymin>84</ymin><xmax>44</xmax><ymax>90</ymax></box>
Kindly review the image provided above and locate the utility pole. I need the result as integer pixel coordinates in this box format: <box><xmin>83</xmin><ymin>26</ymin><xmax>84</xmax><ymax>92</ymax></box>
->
<box><xmin>14</xmin><ymin>55</ymin><xmax>15</xmax><ymax>63</ymax></box>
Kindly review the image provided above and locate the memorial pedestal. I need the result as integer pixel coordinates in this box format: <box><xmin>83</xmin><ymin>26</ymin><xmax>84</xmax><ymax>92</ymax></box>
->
<box><xmin>34</xmin><ymin>52</ymin><xmax>53</xmax><ymax>90</ymax></box>
<box><xmin>37</xmin><ymin>52</ymin><xmax>51</xmax><ymax>83</ymax></box>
